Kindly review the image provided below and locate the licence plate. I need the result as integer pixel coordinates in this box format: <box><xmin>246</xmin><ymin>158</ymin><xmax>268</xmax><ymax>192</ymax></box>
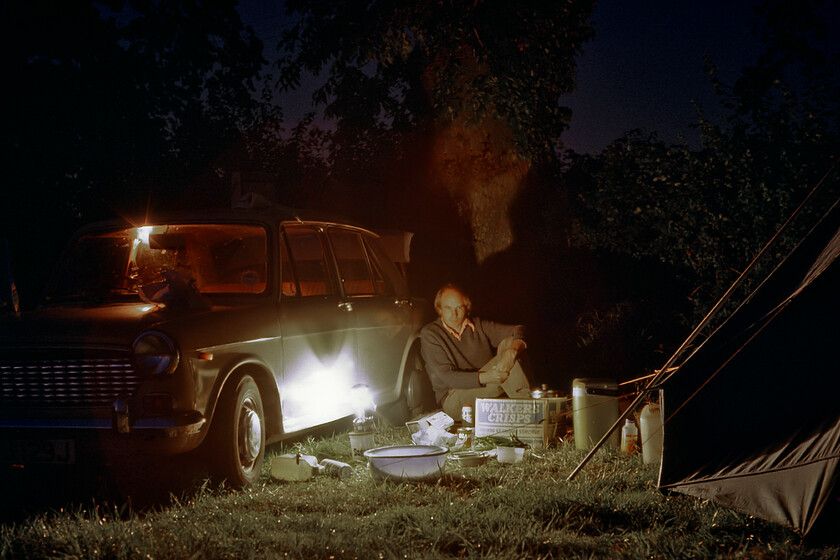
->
<box><xmin>1</xmin><ymin>439</ymin><xmax>76</xmax><ymax>465</ymax></box>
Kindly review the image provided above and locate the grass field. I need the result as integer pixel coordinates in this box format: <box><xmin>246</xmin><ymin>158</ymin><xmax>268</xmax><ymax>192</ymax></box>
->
<box><xmin>1</xmin><ymin>424</ymin><xmax>837</xmax><ymax>559</ymax></box>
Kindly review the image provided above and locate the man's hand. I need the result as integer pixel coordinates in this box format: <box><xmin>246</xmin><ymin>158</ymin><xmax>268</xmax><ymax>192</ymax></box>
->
<box><xmin>495</xmin><ymin>348</ymin><xmax>518</xmax><ymax>374</ymax></box>
<box><xmin>479</xmin><ymin>339</ymin><xmax>524</xmax><ymax>386</ymax></box>
<box><xmin>479</xmin><ymin>366</ymin><xmax>510</xmax><ymax>385</ymax></box>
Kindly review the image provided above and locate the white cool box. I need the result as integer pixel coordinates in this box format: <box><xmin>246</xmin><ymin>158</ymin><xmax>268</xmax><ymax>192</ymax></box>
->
<box><xmin>474</xmin><ymin>397</ymin><xmax>569</xmax><ymax>448</ymax></box>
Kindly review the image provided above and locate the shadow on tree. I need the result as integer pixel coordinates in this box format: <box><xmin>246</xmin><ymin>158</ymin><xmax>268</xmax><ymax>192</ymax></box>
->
<box><xmin>466</xmin><ymin>167</ymin><xmax>691</xmax><ymax>392</ymax></box>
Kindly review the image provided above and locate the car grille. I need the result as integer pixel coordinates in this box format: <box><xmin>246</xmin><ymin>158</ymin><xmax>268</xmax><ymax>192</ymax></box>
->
<box><xmin>0</xmin><ymin>356</ymin><xmax>140</xmax><ymax>407</ymax></box>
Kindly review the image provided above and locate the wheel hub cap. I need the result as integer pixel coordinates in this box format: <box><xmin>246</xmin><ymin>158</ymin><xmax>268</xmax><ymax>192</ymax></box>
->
<box><xmin>239</xmin><ymin>400</ymin><xmax>262</xmax><ymax>468</ymax></box>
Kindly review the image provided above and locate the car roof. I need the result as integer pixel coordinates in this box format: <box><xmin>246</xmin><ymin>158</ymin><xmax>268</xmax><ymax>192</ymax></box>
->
<box><xmin>72</xmin><ymin>206</ymin><xmax>374</xmax><ymax>236</ymax></box>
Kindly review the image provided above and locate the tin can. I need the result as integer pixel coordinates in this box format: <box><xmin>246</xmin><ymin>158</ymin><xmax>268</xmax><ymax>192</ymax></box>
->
<box><xmin>320</xmin><ymin>458</ymin><xmax>354</xmax><ymax>479</ymax></box>
<box><xmin>457</xmin><ymin>427</ymin><xmax>474</xmax><ymax>448</ymax></box>
<box><xmin>349</xmin><ymin>431</ymin><xmax>375</xmax><ymax>457</ymax></box>
<box><xmin>531</xmin><ymin>384</ymin><xmax>559</xmax><ymax>399</ymax></box>
<box><xmin>461</xmin><ymin>404</ymin><xmax>474</xmax><ymax>427</ymax></box>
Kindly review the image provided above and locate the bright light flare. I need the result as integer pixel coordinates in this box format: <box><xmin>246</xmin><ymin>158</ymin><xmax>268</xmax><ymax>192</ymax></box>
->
<box><xmin>349</xmin><ymin>384</ymin><xmax>376</xmax><ymax>420</ymax></box>
<box><xmin>136</xmin><ymin>226</ymin><xmax>153</xmax><ymax>245</ymax></box>
<box><xmin>282</xmin><ymin>348</ymin><xmax>362</xmax><ymax>432</ymax></box>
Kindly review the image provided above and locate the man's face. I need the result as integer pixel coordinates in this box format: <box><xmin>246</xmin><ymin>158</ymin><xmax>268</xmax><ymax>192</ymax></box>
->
<box><xmin>438</xmin><ymin>289</ymin><xmax>468</xmax><ymax>331</ymax></box>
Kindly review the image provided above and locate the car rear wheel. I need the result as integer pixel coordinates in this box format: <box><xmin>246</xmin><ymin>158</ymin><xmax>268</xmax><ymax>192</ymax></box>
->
<box><xmin>405</xmin><ymin>351</ymin><xmax>435</xmax><ymax>415</ymax></box>
<box><xmin>378</xmin><ymin>350</ymin><xmax>433</xmax><ymax>426</ymax></box>
<box><xmin>208</xmin><ymin>375</ymin><xmax>265</xmax><ymax>488</ymax></box>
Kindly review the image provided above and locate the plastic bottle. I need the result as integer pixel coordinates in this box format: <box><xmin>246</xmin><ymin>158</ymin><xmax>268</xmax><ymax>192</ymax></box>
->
<box><xmin>640</xmin><ymin>403</ymin><xmax>663</xmax><ymax>464</ymax></box>
<box><xmin>620</xmin><ymin>418</ymin><xmax>639</xmax><ymax>454</ymax></box>
<box><xmin>270</xmin><ymin>454</ymin><xmax>319</xmax><ymax>481</ymax></box>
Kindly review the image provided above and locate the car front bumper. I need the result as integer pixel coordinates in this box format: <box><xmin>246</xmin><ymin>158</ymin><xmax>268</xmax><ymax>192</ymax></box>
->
<box><xmin>0</xmin><ymin>408</ymin><xmax>206</xmax><ymax>466</ymax></box>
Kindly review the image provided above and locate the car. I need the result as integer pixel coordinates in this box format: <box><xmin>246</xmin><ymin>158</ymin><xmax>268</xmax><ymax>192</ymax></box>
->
<box><xmin>0</xmin><ymin>206</ymin><xmax>435</xmax><ymax>487</ymax></box>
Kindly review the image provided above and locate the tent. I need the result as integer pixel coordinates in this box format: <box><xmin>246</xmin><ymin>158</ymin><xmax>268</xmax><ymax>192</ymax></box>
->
<box><xmin>567</xmin><ymin>192</ymin><xmax>840</xmax><ymax>537</ymax></box>
<box><xmin>657</xmin><ymin>197</ymin><xmax>840</xmax><ymax>536</ymax></box>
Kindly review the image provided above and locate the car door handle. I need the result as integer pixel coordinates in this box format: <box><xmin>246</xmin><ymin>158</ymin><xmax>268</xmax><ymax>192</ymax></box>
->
<box><xmin>394</xmin><ymin>298</ymin><xmax>411</xmax><ymax>307</ymax></box>
<box><xmin>338</xmin><ymin>301</ymin><xmax>354</xmax><ymax>312</ymax></box>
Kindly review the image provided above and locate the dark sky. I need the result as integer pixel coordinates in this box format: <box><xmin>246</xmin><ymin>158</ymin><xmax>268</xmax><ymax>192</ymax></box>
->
<box><xmin>237</xmin><ymin>0</ymin><xmax>767</xmax><ymax>154</ymax></box>
<box><xmin>561</xmin><ymin>0</ymin><xmax>765</xmax><ymax>153</ymax></box>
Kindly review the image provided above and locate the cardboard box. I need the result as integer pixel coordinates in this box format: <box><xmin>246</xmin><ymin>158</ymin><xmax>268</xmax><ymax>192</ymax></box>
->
<box><xmin>405</xmin><ymin>411</ymin><xmax>458</xmax><ymax>447</ymax></box>
<box><xmin>475</xmin><ymin>397</ymin><xmax>569</xmax><ymax>448</ymax></box>
<box><xmin>405</xmin><ymin>411</ymin><xmax>454</xmax><ymax>434</ymax></box>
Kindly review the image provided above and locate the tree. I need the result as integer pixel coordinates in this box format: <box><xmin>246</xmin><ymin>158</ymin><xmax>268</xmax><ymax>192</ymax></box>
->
<box><xmin>277</xmin><ymin>0</ymin><xmax>594</xmax><ymax>162</ymax></box>
<box><xmin>2</xmin><ymin>0</ymin><xmax>266</xmax><ymax>303</ymax></box>
<box><xmin>273</xmin><ymin>0</ymin><xmax>596</xmax><ymax>266</ymax></box>
<box><xmin>565</xmin><ymin>0</ymin><xmax>839</xmax><ymax>336</ymax></box>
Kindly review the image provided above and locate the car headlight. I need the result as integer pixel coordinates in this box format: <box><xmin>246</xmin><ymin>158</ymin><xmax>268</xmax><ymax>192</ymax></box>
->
<box><xmin>132</xmin><ymin>331</ymin><xmax>179</xmax><ymax>375</ymax></box>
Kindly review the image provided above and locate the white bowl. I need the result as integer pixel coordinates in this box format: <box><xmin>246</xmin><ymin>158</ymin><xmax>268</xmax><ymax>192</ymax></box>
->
<box><xmin>364</xmin><ymin>445</ymin><xmax>448</xmax><ymax>481</ymax></box>
<box><xmin>496</xmin><ymin>446</ymin><xmax>525</xmax><ymax>464</ymax></box>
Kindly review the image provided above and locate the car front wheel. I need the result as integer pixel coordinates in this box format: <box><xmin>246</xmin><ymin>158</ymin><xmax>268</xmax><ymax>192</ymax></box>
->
<box><xmin>208</xmin><ymin>374</ymin><xmax>265</xmax><ymax>488</ymax></box>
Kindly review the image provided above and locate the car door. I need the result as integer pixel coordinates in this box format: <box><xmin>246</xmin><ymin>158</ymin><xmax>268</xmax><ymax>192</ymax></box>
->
<box><xmin>277</xmin><ymin>225</ymin><xmax>358</xmax><ymax>433</ymax></box>
<box><xmin>326</xmin><ymin>227</ymin><xmax>413</xmax><ymax>408</ymax></box>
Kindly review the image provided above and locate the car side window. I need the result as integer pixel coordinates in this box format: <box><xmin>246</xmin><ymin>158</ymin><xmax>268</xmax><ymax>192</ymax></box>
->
<box><xmin>282</xmin><ymin>226</ymin><xmax>335</xmax><ymax>297</ymax></box>
<box><xmin>327</xmin><ymin>229</ymin><xmax>375</xmax><ymax>297</ymax></box>
<box><xmin>363</xmin><ymin>236</ymin><xmax>407</xmax><ymax>296</ymax></box>
<box><xmin>365</xmin><ymin>242</ymin><xmax>396</xmax><ymax>296</ymax></box>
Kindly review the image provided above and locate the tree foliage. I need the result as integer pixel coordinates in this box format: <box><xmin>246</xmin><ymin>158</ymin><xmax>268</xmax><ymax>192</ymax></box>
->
<box><xmin>566</xmin><ymin>0</ymin><xmax>839</xmax><ymax>325</ymax></box>
<box><xmin>275</xmin><ymin>0</ymin><xmax>596</xmax><ymax>163</ymax></box>
<box><xmin>3</xmin><ymin>0</ymin><xmax>264</xmax><ymax>217</ymax></box>
<box><xmin>2</xmin><ymin>0</ymin><xmax>265</xmax><ymax>301</ymax></box>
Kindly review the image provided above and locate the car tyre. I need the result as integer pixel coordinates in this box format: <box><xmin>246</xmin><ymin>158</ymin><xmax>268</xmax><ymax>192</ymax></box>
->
<box><xmin>378</xmin><ymin>351</ymin><xmax>432</xmax><ymax>426</ymax></box>
<box><xmin>208</xmin><ymin>375</ymin><xmax>265</xmax><ymax>488</ymax></box>
<box><xmin>404</xmin><ymin>350</ymin><xmax>435</xmax><ymax>416</ymax></box>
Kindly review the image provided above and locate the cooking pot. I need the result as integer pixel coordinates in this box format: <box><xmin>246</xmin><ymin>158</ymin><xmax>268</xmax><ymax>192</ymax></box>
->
<box><xmin>448</xmin><ymin>450</ymin><xmax>489</xmax><ymax>468</ymax></box>
<box><xmin>531</xmin><ymin>384</ymin><xmax>559</xmax><ymax>399</ymax></box>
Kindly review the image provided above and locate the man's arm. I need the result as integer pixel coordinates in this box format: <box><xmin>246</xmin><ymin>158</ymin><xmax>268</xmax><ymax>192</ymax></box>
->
<box><xmin>476</xmin><ymin>318</ymin><xmax>526</xmax><ymax>349</ymax></box>
<box><xmin>492</xmin><ymin>344</ymin><xmax>523</xmax><ymax>377</ymax></box>
<box><xmin>476</xmin><ymin>319</ymin><xmax>526</xmax><ymax>373</ymax></box>
<box><xmin>508</xmin><ymin>338</ymin><xmax>527</xmax><ymax>355</ymax></box>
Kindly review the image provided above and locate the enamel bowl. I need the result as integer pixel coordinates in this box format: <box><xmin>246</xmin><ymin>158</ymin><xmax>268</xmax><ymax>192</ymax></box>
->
<box><xmin>364</xmin><ymin>445</ymin><xmax>448</xmax><ymax>481</ymax></box>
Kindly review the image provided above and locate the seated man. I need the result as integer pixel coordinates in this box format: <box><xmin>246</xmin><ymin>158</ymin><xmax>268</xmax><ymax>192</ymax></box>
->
<box><xmin>420</xmin><ymin>283</ymin><xmax>532</xmax><ymax>420</ymax></box>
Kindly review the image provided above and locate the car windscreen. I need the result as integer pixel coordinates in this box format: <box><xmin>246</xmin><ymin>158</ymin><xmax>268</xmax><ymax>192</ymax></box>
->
<box><xmin>44</xmin><ymin>223</ymin><xmax>269</xmax><ymax>303</ymax></box>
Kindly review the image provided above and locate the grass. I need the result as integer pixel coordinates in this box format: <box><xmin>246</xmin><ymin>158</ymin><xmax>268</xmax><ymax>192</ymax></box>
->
<box><xmin>1</xmin><ymin>424</ymin><xmax>837</xmax><ymax>559</ymax></box>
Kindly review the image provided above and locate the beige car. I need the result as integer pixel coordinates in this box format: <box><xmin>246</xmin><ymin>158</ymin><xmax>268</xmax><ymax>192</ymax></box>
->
<box><xmin>0</xmin><ymin>208</ymin><xmax>433</xmax><ymax>486</ymax></box>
